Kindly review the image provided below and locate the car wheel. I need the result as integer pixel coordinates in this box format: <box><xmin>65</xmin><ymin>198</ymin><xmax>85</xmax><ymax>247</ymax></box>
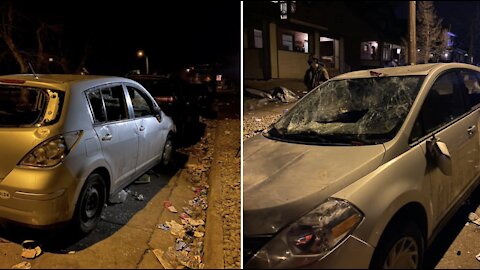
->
<box><xmin>72</xmin><ymin>173</ymin><xmax>106</xmax><ymax>235</ymax></box>
<box><xmin>161</xmin><ymin>135</ymin><xmax>174</xmax><ymax>167</ymax></box>
<box><xmin>370</xmin><ymin>221</ymin><xmax>424</xmax><ymax>269</ymax></box>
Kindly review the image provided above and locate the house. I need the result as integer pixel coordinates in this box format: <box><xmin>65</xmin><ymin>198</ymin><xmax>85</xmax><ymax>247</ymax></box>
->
<box><xmin>244</xmin><ymin>1</ymin><xmax>406</xmax><ymax>80</ymax></box>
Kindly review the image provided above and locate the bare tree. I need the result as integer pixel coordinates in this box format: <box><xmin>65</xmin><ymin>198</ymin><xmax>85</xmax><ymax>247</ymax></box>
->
<box><xmin>0</xmin><ymin>1</ymin><xmax>91</xmax><ymax>74</ymax></box>
<box><xmin>416</xmin><ymin>1</ymin><xmax>447</xmax><ymax>63</ymax></box>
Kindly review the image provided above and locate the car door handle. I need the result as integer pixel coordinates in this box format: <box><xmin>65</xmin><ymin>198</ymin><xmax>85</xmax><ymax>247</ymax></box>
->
<box><xmin>102</xmin><ymin>134</ymin><xmax>113</xmax><ymax>141</ymax></box>
<box><xmin>139</xmin><ymin>126</ymin><xmax>145</xmax><ymax>131</ymax></box>
<box><xmin>468</xmin><ymin>125</ymin><xmax>477</xmax><ymax>135</ymax></box>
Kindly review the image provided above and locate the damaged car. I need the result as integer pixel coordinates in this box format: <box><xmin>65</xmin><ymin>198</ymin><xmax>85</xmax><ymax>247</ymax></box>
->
<box><xmin>0</xmin><ymin>74</ymin><xmax>174</xmax><ymax>234</ymax></box>
<box><xmin>244</xmin><ymin>63</ymin><xmax>480</xmax><ymax>268</ymax></box>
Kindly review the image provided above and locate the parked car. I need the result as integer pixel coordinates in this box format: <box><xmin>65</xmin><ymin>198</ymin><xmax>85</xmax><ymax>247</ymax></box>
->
<box><xmin>0</xmin><ymin>74</ymin><xmax>175</xmax><ymax>234</ymax></box>
<box><xmin>125</xmin><ymin>74</ymin><xmax>203</xmax><ymax>145</ymax></box>
<box><xmin>244</xmin><ymin>63</ymin><xmax>480</xmax><ymax>269</ymax></box>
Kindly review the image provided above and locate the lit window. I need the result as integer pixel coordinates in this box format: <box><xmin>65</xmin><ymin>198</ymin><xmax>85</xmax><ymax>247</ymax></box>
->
<box><xmin>278</xmin><ymin>28</ymin><xmax>309</xmax><ymax>53</ymax></box>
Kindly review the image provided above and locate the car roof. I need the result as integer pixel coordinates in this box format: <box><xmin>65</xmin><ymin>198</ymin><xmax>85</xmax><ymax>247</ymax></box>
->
<box><xmin>0</xmin><ymin>74</ymin><xmax>133</xmax><ymax>91</ymax></box>
<box><xmin>333</xmin><ymin>63</ymin><xmax>480</xmax><ymax>80</ymax></box>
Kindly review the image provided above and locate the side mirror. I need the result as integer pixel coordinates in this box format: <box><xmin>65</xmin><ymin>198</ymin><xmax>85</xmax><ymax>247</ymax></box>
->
<box><xmin>426</xmin><ymin>138</ymin><xmax>452</xmax><ymax>176</ymax></box>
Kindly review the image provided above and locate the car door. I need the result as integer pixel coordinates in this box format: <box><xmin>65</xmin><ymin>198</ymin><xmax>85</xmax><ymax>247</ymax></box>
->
<box><xmin>125</xmin><ymin>84</ymin><xmax>168</xmax><ymax>175</ymax></box>
<box><xmin>459</xmin><ymin>69</ymin><xmax>480</xmax><ymax>176</ymax></box>
<box><xmin>410</xmin><ymin>70</ymin><xmax>478</xmax><ymax>224</ymax></box>
<box><xmin>86</xmin><ymin>84</ymin><xmax>139</xmax><ymax>191</ymax></box>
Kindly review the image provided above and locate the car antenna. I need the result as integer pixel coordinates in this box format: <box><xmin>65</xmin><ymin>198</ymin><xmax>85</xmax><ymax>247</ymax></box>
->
<box><xmin>28</xmin><ymin>62</ymin><xmax>39</xmax><ymax>79</ymax></box>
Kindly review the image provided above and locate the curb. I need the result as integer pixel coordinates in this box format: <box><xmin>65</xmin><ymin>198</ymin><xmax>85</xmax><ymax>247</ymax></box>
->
<box><xmin>203</xmin><ymin>120</ymin><xmax>225</xmax><ymax>269</ymax></box>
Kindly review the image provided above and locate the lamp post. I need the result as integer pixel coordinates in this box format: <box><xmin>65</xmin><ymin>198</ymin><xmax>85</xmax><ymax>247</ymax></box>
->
<box><xmin>137</xmin><ymin>50</ymin><xmax>149</xmax><ymax>74</ymax></box>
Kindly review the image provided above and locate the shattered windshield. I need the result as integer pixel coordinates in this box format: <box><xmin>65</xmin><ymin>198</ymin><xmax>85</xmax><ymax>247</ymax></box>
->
<box><xmin>0</xmin><ymin>86</ymin><xmax>63</xmax><ymax>127</ymax></box>
<box><xmin>267</xmin><ymin>76</ymin><xmax>425</xmax><ymax>145</ymax></box>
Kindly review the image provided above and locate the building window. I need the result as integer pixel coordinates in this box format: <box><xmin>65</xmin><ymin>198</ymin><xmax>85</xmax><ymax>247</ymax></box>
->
<box><xmin>360</xmin><ymin>41</ymin><xmax>379</xmax><ymax>60</ymax></box>
<box><xmin>278</xmin><ymin>28</ymin><xmax>309</xmax><ymax>53</ymax></box>
<box><xmin>282</xmin><ymin>34</ymin><xmax>293</xmax><ymax>51</ymax></box>
<box><xmin>254</xmin><ymin>29</ymin><xmax>263</xmax><ymax>49</ymax></box>
<box><xmin>320</xmin><ymin>36</ymin><xmax>339</xmax><ymax>69</ymax></box>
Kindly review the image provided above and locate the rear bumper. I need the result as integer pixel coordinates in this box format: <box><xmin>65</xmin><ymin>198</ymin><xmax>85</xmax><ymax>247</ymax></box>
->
<box><xmin>0</xmin><ymin>165</ymin><xmax>77</xmax><ymax>226</ymax></box>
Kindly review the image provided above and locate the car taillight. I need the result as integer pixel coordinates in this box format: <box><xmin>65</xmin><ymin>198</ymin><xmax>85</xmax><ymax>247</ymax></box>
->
<box><xmin>155</xmin><ymin>96</ymin><xmax>176</xmax><ymax>103</ymax></box>
<box><xmin>19</xmin><ymin>131</ymin><xmax>82</xmax><ymax>167</ymax></box>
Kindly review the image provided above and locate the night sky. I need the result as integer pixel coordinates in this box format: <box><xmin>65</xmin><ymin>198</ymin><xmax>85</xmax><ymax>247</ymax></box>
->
<box><xmin>394</xmin><ymin>1</ymin><xmax>478</xmax><ymax>57</ymax></box>
<box><xmin>2</xmin><ymin>1</ymin><xmax>240</xmax><ymax>77</ymax></box>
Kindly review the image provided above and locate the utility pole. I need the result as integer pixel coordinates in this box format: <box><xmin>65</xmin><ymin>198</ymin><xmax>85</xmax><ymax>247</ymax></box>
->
<box><xmin>409</xmin><ymin>1</ymin><xmax>417</xmax><ymax>65</ymax></box>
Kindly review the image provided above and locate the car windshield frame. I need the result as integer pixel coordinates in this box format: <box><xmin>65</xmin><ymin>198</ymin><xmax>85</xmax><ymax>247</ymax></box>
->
<box><xmin>265</xmin><ymin>75</ymin><xmax>426</xmax><ymax>145</ymax></box>
<box><xmin>0</xmin><ymin>85</ymin><xmax>64</xmax><ymax>128</ymax></box>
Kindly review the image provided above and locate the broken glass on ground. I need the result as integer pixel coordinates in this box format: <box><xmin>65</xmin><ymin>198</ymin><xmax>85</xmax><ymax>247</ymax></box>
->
<box><xmin>110</xmin><ymin>190</ymin><xmax>128</xmax><ymax>204</ymax></box>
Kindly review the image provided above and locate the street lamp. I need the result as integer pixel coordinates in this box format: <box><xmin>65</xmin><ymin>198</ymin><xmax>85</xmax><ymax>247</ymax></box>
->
<box><xmin>137</xmin><ymin>50</ymin><xmax>149</xmax><ymax>75</ymax></box>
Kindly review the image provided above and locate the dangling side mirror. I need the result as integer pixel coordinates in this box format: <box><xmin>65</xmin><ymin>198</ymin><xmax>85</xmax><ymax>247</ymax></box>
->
<box><xmin>426</xmin><ymin>137</ymin><xmax>452</xmax><ymax>176</ymax></box>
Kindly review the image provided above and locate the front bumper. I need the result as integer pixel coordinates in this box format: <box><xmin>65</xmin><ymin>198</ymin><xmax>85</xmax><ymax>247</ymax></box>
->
<box><xmin>0</xmin><ymin>165</ymin><xmax>77</xmax><ymax>226</ymax></box>
<box><xmin>245</xmin><ymin>234</ymin><xmax>374</xmax><ymax>269</ymax></box>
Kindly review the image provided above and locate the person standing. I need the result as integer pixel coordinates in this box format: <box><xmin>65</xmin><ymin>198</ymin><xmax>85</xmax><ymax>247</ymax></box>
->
<box><xmin>304</xmin><ymin>56</ymin><xmax>330</xmax><ymax>91</ymax></box>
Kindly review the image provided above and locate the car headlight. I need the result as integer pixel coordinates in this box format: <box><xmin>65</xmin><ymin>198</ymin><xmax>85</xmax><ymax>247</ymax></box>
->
<box><xmin>246</xmin><ymin>198</ymin><xmax>363</xmax><ymax>269</ymax></box>
<box><xmin>19</xmin><ymin>131</ymin><xmax>83</xmax><ymax>167</ymax></box>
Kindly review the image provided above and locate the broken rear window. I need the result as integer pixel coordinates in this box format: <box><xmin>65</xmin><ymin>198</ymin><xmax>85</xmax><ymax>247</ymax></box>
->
<box><xmin>0</xmin><ymin>86</ymin><xmax>64</xmax><ymax>127</ymax></box>
<box><xmin>267</xmin><ymin>76</ymin><xmax>425</xmax><ymax>145</ymax></box>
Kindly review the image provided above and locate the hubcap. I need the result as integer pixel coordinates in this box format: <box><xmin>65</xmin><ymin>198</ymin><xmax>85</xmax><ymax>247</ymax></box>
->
<box><xmin>163</xmin><ymin>140</ymin><xmax>173</xmax><ymax>164</ymax></box>
<box><xmin>384</xmin><ymin>236</ymin><xmax>419</xmax><ymax>269</ymax></box>
<box><xmin>84</xmin><ymin>186</ymin><xmax>100</xmax><ymax>219</ymax></box>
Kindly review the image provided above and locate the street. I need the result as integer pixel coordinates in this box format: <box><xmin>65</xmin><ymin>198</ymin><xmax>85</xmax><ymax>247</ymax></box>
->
<box><xmin>0</xmin><ymin>91</ymin><xmax>240</xmax><ymax>269</ymax></box>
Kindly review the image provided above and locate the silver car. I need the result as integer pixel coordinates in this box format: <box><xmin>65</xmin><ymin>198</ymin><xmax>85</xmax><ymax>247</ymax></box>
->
<box><xmin>0</xmin><ymin>74</ymin><xmax>174</xmax><ymax>234</ymax></box>
<box><xmin>244</xmin><ymin>63</ymin><xmax>480</xmax><ymax>268</ymax></box>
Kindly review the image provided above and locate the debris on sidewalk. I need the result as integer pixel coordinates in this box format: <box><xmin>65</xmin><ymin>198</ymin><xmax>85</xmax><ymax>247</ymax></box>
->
<box><xmin>11</xmin><ymin>262</ymin><xmax>31</xmax><ymax>269</ymax></box>
<box><xmin>245</xmin><ymin>87</ymin><xmax>273</xmax><ymax>100</ymax></box>
<box><xmin>21</xmin><ymin>240</ymin><xmax>42</xmax><ymax>259</ymax></box>
<box><xmin>166</xmin><ymin>220</ymin><xmax>186</xmax><ymax>237</ymax></box>
<box><xmin>152</xmin><ymin>249</ymin><xmax>175</xmax><ymax>269</ymax></box>
<box><xmin>245</xmin><ymin>86</ymin><xmax>299</xmax><ymax>103</ymax></box>
<box><xmin>110</xmin><ymin>190</ymin><xmax>128</xmax><ymax>204</ymax></box>
<box><xmin>134</xmin><ymin>174</ymin><xmax>151</xmax><ymax>184</ymax></box>
<box><xmin>468</xmin><ymin>212</ymin><xmax>480</xmax><ymax>226</ymax></box>
<box><xmin>167</xmin><ymin>206</ymin><xmax>178</xmax><ymax>213</ymax></box>
<box><xmin>271</xmin><ymin>86</ymin><xmax>299</xmax><ymax>103</ymax></box>
<box><xmin>21</xmin><ymin>247</ymin><xmax>42</xmax><ymax>259</ymax></box>
<box><xmin>157</xmin><ymin>224</ymin><xmax>170</xmax><ymax>231</ymax></box>
<box><xmin>163</xmin><ymin>200</ymin><xmax>173</xmax><ymax>208</ymax></box>
<box><xmin>476</xmin><ymin>253</ymin><xmax>480</xmax><ymax>262</ymax></box>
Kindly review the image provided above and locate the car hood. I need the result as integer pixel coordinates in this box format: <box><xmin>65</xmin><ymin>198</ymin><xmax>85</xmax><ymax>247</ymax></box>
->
<box><xmin>0</xmin><ymin>128</ymin><xmax>44</xmax><ymax>179</ymax></box>
<box><xmin>243</xmin><ymin>134</ymin><xmax>386</xmax><ymax>235</ymax></box>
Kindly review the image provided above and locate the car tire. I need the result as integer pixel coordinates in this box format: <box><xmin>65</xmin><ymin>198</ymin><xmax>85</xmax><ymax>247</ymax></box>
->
<box><xmin>161</xmin><ymin>134</ymin><xmax>174</xmax><ymax>167</ymax></box>
<box><xmin>370</xmin><ymin>221</ymin><xmax>424</xmax><ymax>269</ymax></box>
<box><xmin>72</xmin><ymin>173</ymin><xmax>106</xmax><ymax>235</ymax></box>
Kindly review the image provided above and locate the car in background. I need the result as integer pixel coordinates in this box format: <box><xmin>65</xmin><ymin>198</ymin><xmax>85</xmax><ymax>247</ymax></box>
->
<box><xmin>0</xmin><ymin>74</ymin><xmax>174</xmax><ymax>234</ymax></box>
<box><xmin>126</xmin><ymin>74</ymin><xmax>205</xmax><ymax>145</ymax></box>
<box><xmin>244</xmin><ymin>63</ymin><xmax>480</xmax><ymax>268</ymax></box>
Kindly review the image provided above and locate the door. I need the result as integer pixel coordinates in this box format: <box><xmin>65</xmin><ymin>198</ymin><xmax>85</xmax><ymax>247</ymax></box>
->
<box><xmin>412</xmin><ymin>70</ymin><xmax>478</xmax><ymax>224</ymax></box>
<box><xmin>86</xmin><ymin>85</ymin><xmax>139</xmax><ymax>191</ymax></box>
<box><xmin>125</xmin><ymin>84</ymin><xmax>169</xmax><ymax>175</ymax></box>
